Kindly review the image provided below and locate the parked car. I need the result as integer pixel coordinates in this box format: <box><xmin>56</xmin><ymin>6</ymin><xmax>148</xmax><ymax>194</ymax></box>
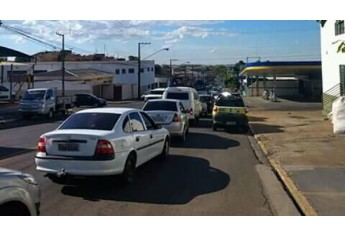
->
<box><xmin>162</xmin><ymin>87</ymin><xmax>202</xmax><ymax>123</ymax></box>
<box><xmin>143</xmin><ymin>99</ymin><xmax>189</xmax><ymax>142</ymax></box>
<box><xmin>0</xmin><ymin>168</ymin><xmax>40</xmax><ymax>216</ymax></box>
<box><xmin>141</xmin><ymin>88</ymin><xmax>166</xmax><ymax>102</ymax></box>
<box><xmin>74</xmin><ymin>93</ymin><xmax>107</xmax><ymax>108</ymax></box>
<box><xmin>212</xmin><ymin>92</ymin><xmax>248</xmax><ymax>131</ymax></box>
<box><xmin>35</xmin><ymin>108</ymin><xmax>170</xmax><ymax>184</ymax></box>
<box><xmin>0</xmin><ymin>85</ymin><xmax>15</xmax><ymax>101</ymax></box>
<box><xmin>18</xmin><ymin>88</ymin><xmax>76</xmax><ymax>119</ymax></box>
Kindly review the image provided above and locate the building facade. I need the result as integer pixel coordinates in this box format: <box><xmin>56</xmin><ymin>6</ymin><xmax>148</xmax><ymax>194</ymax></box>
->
<box><xmin>320</xmin><ymin>20</ymin><xmax>345</xmax><ymax>114</ymax></box>
<box><xmin>0</xmin><ymin>60</ymin><xmax>155</xmax><ymax>100</ymax></box>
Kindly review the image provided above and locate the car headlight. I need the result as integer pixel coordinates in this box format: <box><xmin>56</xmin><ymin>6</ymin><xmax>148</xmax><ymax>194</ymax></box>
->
<box><xmin>18</xmin><ymin>173</ymin><xmax>38</xmax><ymax>185</ymax></box>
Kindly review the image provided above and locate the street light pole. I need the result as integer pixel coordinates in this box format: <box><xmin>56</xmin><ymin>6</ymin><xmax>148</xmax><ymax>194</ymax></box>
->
<box><xmin>170</xmin><ymin>59</ymin><xmax>178</xmax><ymax>86</ymax></box>
<box><xmin>57</xmin><ymin>32</ymin><xmax>65</xmax><ymax>96</ymax></box>
<box><xmin>138</xmin><ymin>42</ymin><xmax>151</xmax><ymax>100</ymax></box>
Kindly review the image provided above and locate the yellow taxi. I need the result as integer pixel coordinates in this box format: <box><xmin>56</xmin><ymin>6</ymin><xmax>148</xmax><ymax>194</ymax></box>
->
<box><xmin>212</xmin><ymin>92</ymin><xmax>248</xmax><ymax>131</ymax></box>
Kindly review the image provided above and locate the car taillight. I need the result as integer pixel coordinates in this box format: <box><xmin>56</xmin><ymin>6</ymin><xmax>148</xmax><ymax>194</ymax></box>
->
<box><xmin>95</xmin><ymin>139</ymin><xmax>115</xmax><ymax>155</ymax></box>
<box><xmin>37</xmin><ymin>137</ymin><xmax>46</xmax><ymax>153</ymax></box>
<box><xmin>172</xmin><ymin>113</ymin><xmax>182</xmax><ymax>122</ymax></box>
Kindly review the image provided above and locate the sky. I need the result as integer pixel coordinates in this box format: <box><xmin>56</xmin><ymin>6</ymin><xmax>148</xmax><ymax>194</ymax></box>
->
<box><xmin>0</xmin><ymin>20</ymin><xmax>321</xmax><ymax>65</ymax></box>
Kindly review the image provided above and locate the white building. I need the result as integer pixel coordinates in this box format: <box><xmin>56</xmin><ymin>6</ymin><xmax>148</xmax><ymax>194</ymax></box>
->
<box><xmin>320</xmin><ymin>20</ymin><xmax>345</xmax><ymax>114</ymax></box>
<box><xmin>0</xmin><ymin>60</ymin><xmax>155</xmax><ymax>100</ymax></box>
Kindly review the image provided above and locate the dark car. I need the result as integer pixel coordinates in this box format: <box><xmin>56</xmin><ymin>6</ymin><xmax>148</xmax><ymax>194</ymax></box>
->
<box><xmin>199</xmin><ymin>94</ymin><xmax>214</xmax><ymax>113</ymax></box>
<box><xmin>74</xmin><ymin>93</ymin><xmax>107</xmax><ymax>107</ymax></box>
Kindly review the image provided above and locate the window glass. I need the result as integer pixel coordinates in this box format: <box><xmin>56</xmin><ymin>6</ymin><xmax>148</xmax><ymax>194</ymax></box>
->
<box><xmin>122</xmin><ymin>115</ymin><xmax>131</xmax><ymax>133</ymax></box>
<box><xmin>59</xmin><ymin>113</ymin><xmax>120</xmax><ymax>130</ymax></box>
<box><xmin>215</xmin><ymin>97</ymin><xmax>245</xmax><ymax>107</ymax></box>
<box><xmin>0</xmin><ymin>86</ymin><xmax>9</xmax><ymax>91</ymax></box>
<box><xmin>115</xmin><ymin>69</ymin><xmax>120</xmax><ymax>74</ymax></box>
<box><xmin>128</xmin><ymin>68</ymin><xmax>135</xmax><ymax>74</ymax></box>
<box><xmin>22</xmin><ymin>90</ymin><xmax>45</xmax><ymax>100</ymax></box>
<box><xmin>46</xmin><ymin>89</ymin><xmax>53</xmax><ymax>99</ymax></box>
<box><xmin>140</xmin><ymin>68</ymin><xmax>144</xmax><ymax>73</ymax></box>
<box><xmin>122</xmin><ymin>69</ymin><xmax>126</xmax><ymax>74</ymax></box>
<box><xmin>129</xmin><ymin>112</ymin><xmax>145</xmax><ymax>132</ymax></box>
<box><xmin>179</xmin><ymin>102</ymin><xmax>185</xmax><ymax>112</ymax></box>
<box><xmin>140</xmin><ymin>112</ymin><xmax>156</xmax><ymax>130</ymax></box>
<box><xmin>166</xmin><ymin>92</ymin><xmax>189</xmax><ymax>100</ymax></box>
<box><xmin>143</xmin><ymin>101</ymin><xmax>178</xmax><ymax>111</ymax></box>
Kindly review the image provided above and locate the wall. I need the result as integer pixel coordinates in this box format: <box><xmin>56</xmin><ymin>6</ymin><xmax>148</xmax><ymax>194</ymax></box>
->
<box><xmin>247</xmin><ymin>80</ymin><xmax>299</xmax><ymax>97</ymax></box>
<box><xmin>121</xmin><ymin>84</ymin><xmax>138</xmax><ymax>100</ymax></box>
<box><xmin>321</xmin><ymin>20</ymin><xmax>345</xmax><ymax>94</ymax></box>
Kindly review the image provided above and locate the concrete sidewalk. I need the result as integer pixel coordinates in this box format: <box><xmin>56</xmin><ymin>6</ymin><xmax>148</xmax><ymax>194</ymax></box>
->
<box><xmin>245</xmin><ymin>97</ymin><xmax>345</xmax><ymax>216</ymax></box>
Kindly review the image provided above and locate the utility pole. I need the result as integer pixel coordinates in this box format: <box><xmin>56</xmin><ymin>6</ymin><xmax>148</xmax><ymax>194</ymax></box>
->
<box><xmin>170</xmin><ymin>59</ymin><xmax>178</xmax><ymax>86</ymax></box>
<box><xmin>56</xmin><ymin>32</ymin><xmax>65</xmax><ymax>96</ymax></box>
<box><xmin>137</xmin><ymin>42</ymin><xmax>150</xmax><ymax>100</ymax></box>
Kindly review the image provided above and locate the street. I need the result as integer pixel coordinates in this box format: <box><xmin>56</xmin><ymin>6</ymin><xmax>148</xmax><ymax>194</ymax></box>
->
<box><xmin>0</xmin><ymin>101</ymin><xmax>272</xmax><ymax>215</ymax></box>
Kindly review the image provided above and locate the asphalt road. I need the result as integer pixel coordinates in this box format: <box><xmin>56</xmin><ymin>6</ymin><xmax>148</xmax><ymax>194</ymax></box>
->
<box><xmin>0</xmin><ymin>101</ymin><xmax>272</xmax><ymax>215</ymax></box>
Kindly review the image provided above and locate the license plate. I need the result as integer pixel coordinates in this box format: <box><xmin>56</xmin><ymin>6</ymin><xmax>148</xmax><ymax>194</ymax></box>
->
<box><xmin>226</xmin><ymin>121</ymin><xmax>236</xmax><ymax>125</ymax></box>
<box><xmin>58</xmin><ymin>143</ymin><xmax>79</xmax><ymax>152</ymax></box>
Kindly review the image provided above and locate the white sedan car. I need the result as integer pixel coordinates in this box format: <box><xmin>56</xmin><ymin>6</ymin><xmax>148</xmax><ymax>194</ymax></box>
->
<box><xmin>35</xmin><ymin>108</ymin><xmax>170</xmax><ymax>184</ymax></box>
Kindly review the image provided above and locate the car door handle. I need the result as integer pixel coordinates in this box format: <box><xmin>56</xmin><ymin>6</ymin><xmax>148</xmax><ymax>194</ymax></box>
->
<box><xmin>150</xmin><ymin>134</ymin><xmax>153</xmax><ymax>139</ymax></box>
<box><xmin>136</xmin><ymin>137</ymin><xmax>140</xmax><ymax>142</ymax></box>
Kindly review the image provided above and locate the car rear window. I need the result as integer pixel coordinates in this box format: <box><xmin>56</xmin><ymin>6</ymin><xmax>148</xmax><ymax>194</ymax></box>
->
<box><xmin>166</xmin><ymin>92</ymin><xmax>189</xmax><ymax>100</ymax></box>
<box><xmin>59</xmin><ymin>113</ymin><xmax>120</xmax><ymax>130</ymax></box>
<box><xmin>143</xmin><ymin>101</ymin><xmax>177</xmax><ymax>111</ymax></box>
<box><xmin>150</xmin><ymin>90</ymin><xmax>165</xmax><ymax>95</ymax></box>
<box><xmin>216</xmin><ymin>98</ymin><xmax>245</xmax><ymax>107</ymax></box>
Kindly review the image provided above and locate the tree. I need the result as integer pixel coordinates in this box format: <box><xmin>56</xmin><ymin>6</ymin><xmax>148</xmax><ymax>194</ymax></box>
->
<box><xmin>128</xmin><ymin>55</ymin><xmax>138</xmax><ymax>60</ymax></box>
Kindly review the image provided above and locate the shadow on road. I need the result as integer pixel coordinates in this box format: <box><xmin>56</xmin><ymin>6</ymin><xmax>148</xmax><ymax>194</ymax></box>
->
<box><xmin>0</xmin><ymin>146</ymin><xmax>34</xmax><ymax>160</ymax></box>
<box><xmin>172</xmin><ymin>131</ymin><xmax>240</xmax><ymax>149</ymax></box>
<box><xmin>60</xmin><ymin>155</ymin><xmax>230</xmax><ymax>205</ymax></box>
<box><xmin>0</xmin><ymin>116</ymin><xmax>65</xmax><ymax>130</ymax></box>
<box><xmin>250</xmin><ymin>123</ymin><xmax>284</xmax><ymax>135</ymax></box>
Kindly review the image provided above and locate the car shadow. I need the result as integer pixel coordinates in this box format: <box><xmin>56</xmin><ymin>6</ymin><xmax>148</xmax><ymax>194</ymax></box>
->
<box><xmin>249</xmin><ymin>123</ymin><xmax>284</xmax><ymax>135</ymax></box>
<box><xmin>60</xmin><ymin>155</ymin><xmax>230</xmax><ymax>205</ymax></box>
<box><xmin>0</xmin><ymin>146</ymin><xmax>34</xmax><ymax>160</ymax></box>
<box><xmin>172</xmin><ymin>132</ymin><xmax>240</xmax><ymax>149</ymax></box>
<box><xmin>0</xmin><ymin>115</ymin><xmax>66</xmax><ymax>130</ymax></box>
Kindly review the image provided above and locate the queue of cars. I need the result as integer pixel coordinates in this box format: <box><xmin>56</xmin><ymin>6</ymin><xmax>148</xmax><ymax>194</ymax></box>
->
<box><xmin>0</xmin><ymin>86</ymin><xmax>248</xmax><ymax>215</ymax></box>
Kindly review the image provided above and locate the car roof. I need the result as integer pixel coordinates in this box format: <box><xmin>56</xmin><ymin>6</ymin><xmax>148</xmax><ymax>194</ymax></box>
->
<box><xmin>165</xmin><ymin>87</ymin><xmax>195</xmax><ymax>92</ymax></box>
<box><xmin>76</xmin><ymin>107</ymin><xmax>138</xmax><ymax>114</ymax></box>
<box><xmin>151</xmin><ymin>88</ymin><xmax>166</xmax><ymax>91</ymax></box>
<box><xmin>145</xmin><ymin>98</ymin><xmax>180</xmax><ymax>103</ymax></box>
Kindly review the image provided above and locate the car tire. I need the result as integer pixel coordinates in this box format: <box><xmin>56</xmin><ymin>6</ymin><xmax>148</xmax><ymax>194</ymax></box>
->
<box><xmin>47</xmin><ymin>109</ymin><xmax>54</xmax><ymax>119</ymax></box>
<box><xmin>121</xmin><ymin>154</ymin><xmax>136</xmax><ymax>184</ymax></box>
<box><xmin>158</xmin><ymin>138</ymin><xmax>169</xmax><ymax>160</ymax></box>
<box><xmin>180</xmin><ymin>129</ymin><xmax>186</xmax><ymax>143</ymax></box>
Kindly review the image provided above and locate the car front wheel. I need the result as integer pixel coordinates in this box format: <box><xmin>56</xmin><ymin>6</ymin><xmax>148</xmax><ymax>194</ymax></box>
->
<box><xmin>159</xmin><ymin>138</ymin><xmax>169</xmax><ymax>160</ymax></box>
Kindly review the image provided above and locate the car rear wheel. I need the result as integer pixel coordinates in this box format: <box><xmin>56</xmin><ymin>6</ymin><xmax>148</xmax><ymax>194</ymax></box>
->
<box><xmin>47</xmin><ymin>109</ymin><xmax>54</xmax><ymax>119</ymax></box>
<box><xmin>159</xmin><ymin>138</ymin><xmax>169</xmax><ymax>160</ymax></box>
<box><xmin>121</xmin><ymin>154</ymin><xmax>136</xmax><ymax>184</ymax></box>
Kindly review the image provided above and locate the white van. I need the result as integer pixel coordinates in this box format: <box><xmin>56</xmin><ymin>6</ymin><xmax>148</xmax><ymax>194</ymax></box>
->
<box><xmin>162</xmin><ymin>87</ymin><xmax>202</xmax><ymax>121</ymax></box>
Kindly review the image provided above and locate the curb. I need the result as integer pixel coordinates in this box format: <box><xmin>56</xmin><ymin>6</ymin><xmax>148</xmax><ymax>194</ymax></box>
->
<box><xmin>248</xmin><ymin>123</ymin><xmax>318</xmax><ymax>216</ymax></box>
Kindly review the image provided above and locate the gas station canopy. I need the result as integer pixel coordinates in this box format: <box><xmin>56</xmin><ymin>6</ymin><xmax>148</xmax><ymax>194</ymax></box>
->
<box><xmin>0</xmin><ymin>46</ymin><xmax>32</xmax><ymax>58</ymax></box>
<box><xmin>240</xmin><ymin>61</ymin><xmax>321</xmax><ymax>77</ymax></box>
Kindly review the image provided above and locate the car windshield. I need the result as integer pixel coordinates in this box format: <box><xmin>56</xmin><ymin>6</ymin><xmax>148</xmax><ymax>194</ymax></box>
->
<box><xmin>166</xmin><ymin>92</ymin><xmax>189</xmax><ymax>100</ymax></box>
<box><xmin>143</xmin><ymin>101</ymin><xmax>177</xmax><ymax>111</ymax></box>
<box><xmin>216</xmin><ymin>98</ymin><xmax>245</xmax><ymax>107</ymax></box>
<box><xmin>22</xmin><ymin>90</ymin><xmax>46</xmax><ymax>100</ymax></box>
<box><xmin>150</xmin><ymin>90</ymin><xmax>165</xmax><ymax>95</ymax></box>
<box><xmin>59</xmin><ymin>113</ymin><xmax>120</xmax><ymax>131</ymax></box>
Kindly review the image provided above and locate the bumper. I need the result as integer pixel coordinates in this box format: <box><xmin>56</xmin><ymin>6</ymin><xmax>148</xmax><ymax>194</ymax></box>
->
<box><xmin>213</xmin><ymin>113</ymin><xmax>248</xmax><ymax>127</ymax></box>
<box><xmin>35</xmin><ymin>152</ymin><xmax>128</xmax><ymax>176</ymax></box>
<box><xmin>18</xmin><ymin>108</ymin><xmax>47</xmax><ymax>115</ymax></box>
<box><xmin>163</xmin><ymin>122</ymin><xmax>185</xmax><ymax>136</ymax></box>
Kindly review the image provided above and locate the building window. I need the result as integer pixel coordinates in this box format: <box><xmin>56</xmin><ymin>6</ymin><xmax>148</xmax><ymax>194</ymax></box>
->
<box><xmin>151</xmin><ymin>67</ymin><xmax>154</xmax><ymax>71</ymax></box>
<box><xmin>122</xmin><ymin>69</ymin><xmax>126</xmax><ymax>74</ymax></box>
<box><xmin>340</xmin><ymin>65</ymin><xmax>345</xmax><ymax>95</ymax></box>
<box><xmin>115</xmin><ymin>69</ymin><xmax>120</xmax><ymax>75</ymax></box>
<box><xmin>147</xmin><ymin>68</ymin><xmax>150</xmax><ymax>72</ymax></box>
<box><xmin>128</xmin><ymin>68</ymin><xmax>135</xmax><ymax>74</ymax></box>
<box><xmin>140</xmin><ymin>68</ymin><xmax>144</xmax><ymax>73</ymax></box>
<box><xmin>335</xmin><ymin>21</ymin><xmax>345</xmax><ymax>36</ymax></box>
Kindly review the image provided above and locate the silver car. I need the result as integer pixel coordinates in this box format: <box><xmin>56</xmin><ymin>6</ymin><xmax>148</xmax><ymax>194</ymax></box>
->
<box><xmin>143</xmin><ymin>99</ymin><xmax>189</xmax><ymax>142</ymax></box>
<box><xmin>0</xmin><ymin>168</ymin><xmax>40</xmax><ymax>216</ymax></box>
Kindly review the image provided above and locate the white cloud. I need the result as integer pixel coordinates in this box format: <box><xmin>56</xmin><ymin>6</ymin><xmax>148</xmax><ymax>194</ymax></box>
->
<box><xmin>209</xmin><ymin>47</ymin><xmax>218</xmax><ymax>53</ymax></box>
